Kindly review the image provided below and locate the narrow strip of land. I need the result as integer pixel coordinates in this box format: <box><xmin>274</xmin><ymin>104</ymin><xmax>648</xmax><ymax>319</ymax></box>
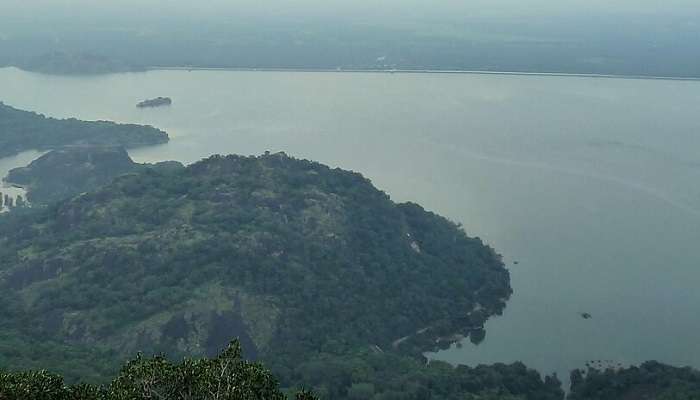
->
<box><xmin>147</xmin><ymin>66</ymin><xmax>700</xmax><ymax>82</ymax></box>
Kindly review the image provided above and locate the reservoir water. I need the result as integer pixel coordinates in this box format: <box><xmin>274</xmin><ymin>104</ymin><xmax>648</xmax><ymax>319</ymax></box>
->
<box><xmin>0</xmin><ymin>150</ymin><xmax>44</xmax><ymax>212</ymax></box>
<box><xmin>1</xmin><ymin>67</ymin><xmax>700</xmax><ymax>381</ymax></box>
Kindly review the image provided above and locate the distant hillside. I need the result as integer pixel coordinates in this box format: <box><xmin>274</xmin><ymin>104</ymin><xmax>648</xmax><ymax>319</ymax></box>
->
<box><xmin>0</xmin><ymin>153</ymin><xmax>569</xmax><ymax>399</ymax></box>
<box><xmin>3</xmin><ymin>14</ymin><xmax>699</xmax><ymax>78</ymax></box>
<box><xmin>18</xmin><ymin>51</ymin><xmax>144</xmax><ymax>75</ymax></box>
<box><xmin>0</xmin><ymin>102</ymin><xmax>168</xmax><ymax>158</ymax></box>
<box><xmin>5</xmin><ymin>146</ymin><xmax>183</xmax><ymax>205</ymax></box>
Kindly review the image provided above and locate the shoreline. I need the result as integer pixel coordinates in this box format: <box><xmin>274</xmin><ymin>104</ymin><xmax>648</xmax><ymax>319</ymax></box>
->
<box><xmin>4</xmin><ymin>65</ymin><xmax>700</xmax><ymax>82</ymax></box>
<box><xmin>146</xmin><ymin>66</ymin><xmax>700</xmax><ymax>82</ymax></box>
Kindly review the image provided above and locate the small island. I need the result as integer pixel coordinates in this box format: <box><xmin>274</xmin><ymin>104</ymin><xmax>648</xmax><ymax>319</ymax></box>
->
<box><xmin>137</xmin><ymin>97</ymin><xmax>173</xmax><ymax>108</ymax></box>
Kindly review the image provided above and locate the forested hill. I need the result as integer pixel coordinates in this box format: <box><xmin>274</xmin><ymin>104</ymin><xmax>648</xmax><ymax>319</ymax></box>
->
<box><xmin>5</xmin><ymin>146</ymin><xmax>183</xmax><ymax>205</ymax></box>
<box><xmin>0</xmin><ymin>153</ymin><xmax>568</xmax><ymax>399</ymax></box>
<box><xmin>0</xmin><ymin>102</ymin><xmax>168</xmax><ymax>158</ymax></box>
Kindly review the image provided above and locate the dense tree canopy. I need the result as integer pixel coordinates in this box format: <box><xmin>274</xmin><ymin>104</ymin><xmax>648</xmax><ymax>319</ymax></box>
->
<box><xmin>5</xmin><ymin>146</ymin><xmax>183</xmax><ymax>204</ymax></box>
<box><xmin>569</xmin><ymin>361</ymin><xmax>700</xmax><ymax>400</ymax></box>
<box><xmin>0</xmin><ymin>102</ymin><xmax>168</xmax><ymax>158</ymax></box>
<box><xmin>0</xmin><ymin>340</ymin><xmax>317</xmax><ymax>400</ymax></box>
<box><xmin>0</xmin><ymin>152</ymin><xmax>555</xmax><ymax>399</ymax></box>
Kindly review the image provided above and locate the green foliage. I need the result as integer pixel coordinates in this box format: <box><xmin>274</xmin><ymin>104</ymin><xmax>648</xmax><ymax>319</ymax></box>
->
<box><xmin>285</xmin><ymin>350</ymin><xmax>564</xmax><ymax>400</ymax></box>
<box><xmin>0</xmin><ymin>345</ymin><xmax>563</xmax><ymax>400</ymax></box>
<box><xmin>5</xmin><ymin>146</ymin><xmax>183</xmax><ymax>204</ymax></box>
<box><xmin>0</xmin><ymin>370</ymin><xmax>77</xmax><ymax>400</ymax></box>
<box><xmin>569</xmin><ymin>361</ymin><xmax>700</xmax><ymax>399</ymax></box>
<box><xmin>0</xmin><ymin>341</ymin><xmax>315</xmax><ymax>400</ymax></box>
<box><xmin>0</xmin><ymin>102</ymin><xmax>168</xmax><ymax>158</ymax></box>
<box><xmin>0</xmin><ymin>153</ymin><xmax>523</xmax><ymax>399</ymax></box>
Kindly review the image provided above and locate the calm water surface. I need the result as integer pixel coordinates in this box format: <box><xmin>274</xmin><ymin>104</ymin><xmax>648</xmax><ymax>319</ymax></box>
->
<box><xmin>1</xmin><ymin>67</ymin><xmax>700</xmax><ymax>381</ymax></box>
<box><xmin>0</xmin><ymin>150</ymin><xmax>44</xmax><ymax>212</ymax></box>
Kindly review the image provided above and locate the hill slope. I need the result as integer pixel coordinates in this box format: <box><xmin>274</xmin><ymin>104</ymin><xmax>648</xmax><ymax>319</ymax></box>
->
<box><xmin>0</xmin><ymin>153</ymin><xmax>555</xmax><ymax>398</ymax></box>
<box><xmin>4</xmin><ymin>146</ymin><xmax>183</xmax><ymax>205</ymax></box>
